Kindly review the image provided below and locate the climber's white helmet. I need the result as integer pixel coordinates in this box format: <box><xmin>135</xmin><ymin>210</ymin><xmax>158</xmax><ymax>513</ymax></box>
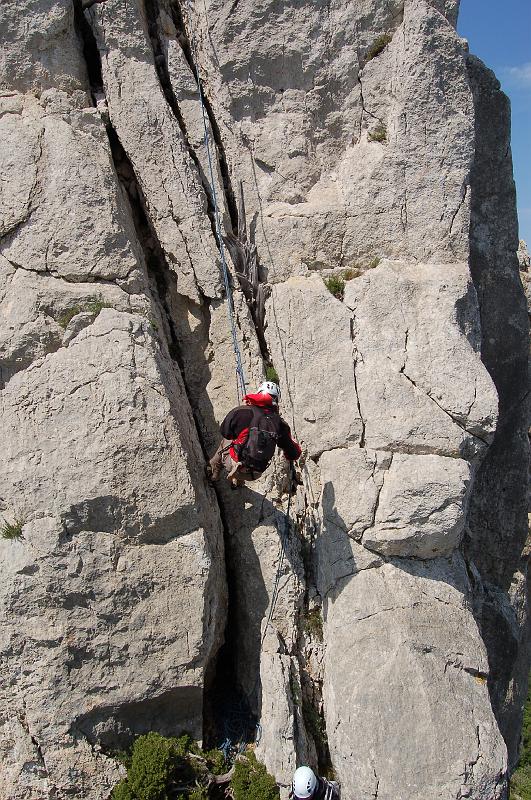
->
<box><xmin>292</xmin><ymin>766</ymin><xmax>317</xmax><ymax>799</ymax></box>
<box><xmin>257</xmin><ymin>380</ymin><xmax>281</xmax><ymax>404</ymax></box>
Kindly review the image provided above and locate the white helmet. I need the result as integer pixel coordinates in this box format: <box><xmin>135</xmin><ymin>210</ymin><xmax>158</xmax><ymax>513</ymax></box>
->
<box><xmin>292</xmin><ymin>766</ymin><xmax>317</xmax><ymax>799</ymax></box>
<box><xmin>257</xmin><ymin>380</ymin><xmax>281</xmax><ymax>403</ymax></box>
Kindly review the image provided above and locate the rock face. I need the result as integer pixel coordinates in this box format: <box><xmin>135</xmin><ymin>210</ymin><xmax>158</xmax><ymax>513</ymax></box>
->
<box><xmin>0</xmin><ymin>1</ymin><xmax>528</xmax><ymax>800</ymax></box>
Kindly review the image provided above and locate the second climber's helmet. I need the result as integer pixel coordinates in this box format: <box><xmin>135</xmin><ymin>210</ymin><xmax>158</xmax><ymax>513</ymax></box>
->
<box><xmin>292</xmin><ymin>766</ymin><xmax>317</xmax><ymax>799</ymax></box>
<box><xmin>257</xmin><ymin>380</ymin><xmax>281</xmax><ymax>404</ymax></box>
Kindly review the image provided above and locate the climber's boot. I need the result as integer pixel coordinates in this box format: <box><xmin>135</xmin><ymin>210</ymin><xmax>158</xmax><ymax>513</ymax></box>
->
<box><xmin>205</xmin><ymin>463</ymin><xmax>221</xmax><ymax>484</ymax></box>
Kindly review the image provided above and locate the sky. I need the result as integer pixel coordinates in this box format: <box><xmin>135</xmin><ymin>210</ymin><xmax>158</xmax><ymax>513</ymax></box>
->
<box><xmin>457</xmin><ymin>0</ymin><xmax>531</xmax><ymax>246</ymax></box>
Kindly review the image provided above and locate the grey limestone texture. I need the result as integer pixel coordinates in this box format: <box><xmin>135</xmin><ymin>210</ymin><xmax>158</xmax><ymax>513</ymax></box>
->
<box><xmin>0</xmin><ymin>0</ymin><xmax>528</xmax><ymax>798</ymax></box>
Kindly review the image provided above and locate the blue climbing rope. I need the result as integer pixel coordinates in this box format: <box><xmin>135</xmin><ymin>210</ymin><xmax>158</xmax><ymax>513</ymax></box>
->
<box><xmin>186</xmin><ymin>0</ymin><xmax>247</xmax><ymax>402</ymax></box>
<box><xmin>185</xmin><ymin>4</ymin><xmax>297</xmax><ymax>763</ymax></box>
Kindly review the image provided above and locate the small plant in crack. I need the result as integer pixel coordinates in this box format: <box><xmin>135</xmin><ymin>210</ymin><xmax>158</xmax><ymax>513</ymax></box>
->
<box><xmin>147</xmin><ymin>315</ymin><xmax>159</xmax><ymax>333</ymax></box>
<box><xmin>342</xmin><ymin>266</ymin><xmax>361</xmax><ymax>281</ymax></box>
<box><xmin>57</xmin><ymin>305</ymin><xmax>82</xmax><ymax>329</ymax></box>
<box><xmin>85</xmin><ymin>296</ymin><xmax>113</xmax><ymax>316</ymax></box>
<box><xmin>368</xmin><ymin>256</ymin><xmax>381</xmax><ymax>269</ymax></box>
<box><xmin>302</xmin><ymin>699</ymin><xmax>328</xmax><ymax>760</ymax></box>
<box><xmin>57</xmin><ymin>296</ymin><xmax>113</xmax><ymax>328</ymax></box>
<box><xmin>365</xmin><ymin>33</ymin><xmax>392</xmax><ymax>63</ymax></box>
<box><xmin>304</xmin><ymin>607</ymin><xmax>324</xmax><ymax>642</ymax></box>
<box><xmin>265</xmin><ymin>365</ymin><xmax>279</xmax><ymax>383</ymax></box>
<box><xmin>324</xmin><ymin>274</ymin><xmax>346</xmax><ymax>300</ymax></box>
<box><xmin>368</xmin><ymin>123</ymin><xmax>387</xmax><ymax>143</ymax></box>
<box><xmin>1</xmin><ymin>515</ymin><xmax>25</xmax><ymax>541</ymax></box>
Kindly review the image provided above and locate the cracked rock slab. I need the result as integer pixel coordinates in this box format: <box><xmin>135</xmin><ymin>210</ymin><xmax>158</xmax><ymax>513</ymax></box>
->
<box><xmin>361</xmin><ymin>452</ymin><xmax>472</xmax><ymax>558</ymax></box>
<box><xmin>266</xmin><ymin>275</ymin><xmax>363</xmax><ymax>457</ymax></box>
<box><xmin>0</xmin><ymin>310</ymin><xmax>226</xmax><ymax>798</ymax></box>
<box><xmin>323</xmin><ymin>555</ymin><xmax>507</xmax><ymax>800</ymax></box>
<box><xmin>345</xmin><ymin>259</ymin><xmax>498</xmax><ymax>458</ymax></box>
<box><xmin>89</xmin><ymin>0</ymin><xmax>223</xmax><ymax>302</ymax></box>
<box><xmin>0</xmin><ymin>93</ymin><xmax>142</xmax><ymax>285</ymax></box>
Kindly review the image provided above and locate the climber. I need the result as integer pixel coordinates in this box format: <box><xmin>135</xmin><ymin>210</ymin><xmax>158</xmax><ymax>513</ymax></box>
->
<box><xmin>206</xmin><ymin>380</ymin><xmax>301</xmax><ymax>488</ymax></box>
<box><xmin>290</xmin><ymin>766</ymin><xmax>340</xmax><ymax>800</ymax></box>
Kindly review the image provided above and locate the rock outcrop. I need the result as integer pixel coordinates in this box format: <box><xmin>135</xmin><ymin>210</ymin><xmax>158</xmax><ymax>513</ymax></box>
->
<box><xmin>0</xmin><ymin>0</ymin><xmax>528</xmax><ymax>799</ymax></box>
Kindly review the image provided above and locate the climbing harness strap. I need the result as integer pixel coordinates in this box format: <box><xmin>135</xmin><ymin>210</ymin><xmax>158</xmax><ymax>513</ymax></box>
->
<box><xmin>186</xmin><ymin>0</ymin><xmax>247</xmax><ymax>402</ymax></box>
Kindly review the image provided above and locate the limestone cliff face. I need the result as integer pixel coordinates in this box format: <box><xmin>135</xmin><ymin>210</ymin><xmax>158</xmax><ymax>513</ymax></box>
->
<box><xmin>0</xmin><ymin>1</ymin><xmax>528</xmax><ymax>799</ymax></box>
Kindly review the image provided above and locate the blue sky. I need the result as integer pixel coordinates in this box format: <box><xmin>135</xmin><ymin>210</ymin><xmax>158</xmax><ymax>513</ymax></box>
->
<box><xmin>457</xmin><ymin>0</ymin><xmax>531</xmax><ymax>246</ymax></box>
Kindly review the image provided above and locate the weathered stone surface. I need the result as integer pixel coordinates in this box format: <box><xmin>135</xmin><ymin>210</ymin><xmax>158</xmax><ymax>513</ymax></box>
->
<box><xmin>518</xmin><ymin>240</ymin><xmax>530</xmax><ymax>272</ymax></box>
<box><xmin>464</xmin><ymin>52</ymin><xmax>530</xmax><ymax>765</ymax></box>
<box><xmin>255</xmin><ymin>648</ymin><xmax>299</xmax><ymax>794</ymax></box>
<box><xmin>323</xmin><ymin>556</ymin><xmax>507</xmax><ymax>800</ymax></box>
<box><xmin>0</xmin><ymin>0</ymin><xmax>88</xmax><ymax>96</ymax></box>
<box><xmin>196</xmin><ymin>0</ymin><xmax>473</xmax><ymax>282</ymax></box>
<box><xmin>89</xmin><ymin>0</ymin><xmax>223</xmax><ymax>302</ymax></box>
<box><xmin>518</xmin><ymin>240</ymin><xmax>531</xmax><ymax>312</ymax></box>
<box><xmin>0</xmin><ymin>311</ymin><xmax>226</xmax><ymax>795</ymax></box>
<box><xmin>361</xmin><ymin>453</ymin><xmax>472</xmax><ymax>558</ymax></box>
<box><xmin>1</xmin><ymin>0</ymin><xmax>528</xmax><ymax>798</ymax></box>
<box><xmin>0</xmin><ymin>93</ymin><xmax>143</xmax><ymax>287</ymax></box>
<box><xmin>345</xmin><ymin>260</ymin><xmax>498</xmax><ymax>458</ymax></box>
<box><xmin>0</xmin><ymin>257</ymin><xmax>146</xmax><ymax>387</ymax></box>
<box><xmin>267</xmin><ymin>276</ymin><xmax>363</xmax><ymax>458</ymax></box>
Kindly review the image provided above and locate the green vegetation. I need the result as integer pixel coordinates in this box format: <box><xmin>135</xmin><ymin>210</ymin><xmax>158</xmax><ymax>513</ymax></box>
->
<box><xmin>302</xmin><ymin>699</ymin><xmax>330</xmax><ymax>770</ymax></box>
<box><xmin>304</xmin><ymin>607</ymin><xmax>324</xmax><ymax>642</ymax></box>
<box><xmin>510</xmin><ymin>678</ymin><xmax>531</xmax><ymax>800</ymax></box>
<box><xmin>341</xmin><ymin>266</ymin><xmax>361</xmax><ymax>281</ymax></box>
<box><xmin>1</xmin><ymin>516</ymin><xmax>25</xmax><ymax>541</ymax></box>
<box><xmin>57</xmin><ymin>296</ymin><xmax>113</xmax><ymax>328</ymax></box>
<box><xmin>57</xmin><ymin>305</ymin><xmax>82</xmax><ymax>329</ymax></box>
<box><xmin>368</xmin><ymin>123</ymin><xmax>387</xmax><ymax>143</ymax></box>
<box><xmin>365</xmin><ymin>33</ymin><xmax>392</xmax><ymax>62</ymax></box>
<box><xmin>265</xmin><ymin>365</ymin><xmax>280</xmax><ymax>384</ymax></box>
<box><xmin>86</xmin><ymin>297</ymin><xmax>113</xmax><ymax>315</ymax></box>
<box><xmin>110</xmin><ymin>733</ymin><xmax>277</xmax><ymax>800</ymax></box>
<box><xmin>368</xmin><ymin>256</ymin><xmax>381</xmax><ymax>270</ymax></box>
<box><xmin>324</xmin><ymin>274</ymin><xmax>346</xmax><ymax>300</ymax></box>
<box><xmin>324</xmin><ymin>263</ymin><xmax>363</xmax><ymax>299</ymax></box>
<box><xmin>231</xmin><ymin>751</ymin><xmax>279</xmax><ymax>800</ymax></box>
<box><xmin>110</xmin><ymin>732</ymin><xmax>215</xmax><ymax>800</ymax></box>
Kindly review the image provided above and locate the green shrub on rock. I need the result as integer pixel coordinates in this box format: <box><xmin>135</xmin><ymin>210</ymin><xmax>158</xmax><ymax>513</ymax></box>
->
<box><xmin>1</xmin><ymin>516</ymin><xmax>25</xmax><ymax>540</ymax></box>
<box><xmin>365</xmin><ymin>33</ymin><xmax>392</xmax><ymax>62</ymax></box>
<box><xmin>127</xmin><ymin>732</ymin><xmax>179</xmax><ymax>800</ymax></box>
<box><xmin>110</xmin><ymin>732</ymin><xmax>231</xmax><ymax>800</ymax></box>
<box><xmin>368</xmin><ymin>124</ymin><xmax>387</xmax><ymax>143</ymax></box>
<box><xmin>231</xmin><ymin>751</ymin><xmax>279</xmax><ymax>800</ymax></box>
<box><xmin>109</xmin><ymin>734</ymin><xmax>276</xmax><ymax>800</ymax></box>
<box><xmin>111</xmin><ymin>780</ymin><xmax>134</xmax><ymax>800</ymax></box>
<box><xmin>265</xmin><ymin>365</ymin><xmax>280</xmax><ymax>383</ymax></box>
<box><xmin>324</xmin><ymin>274</ymin><xmax>345</xmax><ymax>301</ymax></box>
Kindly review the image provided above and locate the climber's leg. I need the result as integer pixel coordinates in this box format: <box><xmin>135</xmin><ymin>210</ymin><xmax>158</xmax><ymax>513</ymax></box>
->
<box><xmin>208</xmin><ymin>439</ymin><xmax>231</xmax><ymax>482</ymax></box>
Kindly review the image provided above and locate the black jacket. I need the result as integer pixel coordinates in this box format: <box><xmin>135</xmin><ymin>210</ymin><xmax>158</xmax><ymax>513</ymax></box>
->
<box><xmin>220</xmin><ymin>403</ymin><xmax>301</xmax><ymax>461</ymax></box>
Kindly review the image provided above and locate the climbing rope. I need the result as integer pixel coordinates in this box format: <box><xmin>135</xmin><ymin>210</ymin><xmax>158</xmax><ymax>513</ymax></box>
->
<box><xmin>184</xmin><ymin>3</ymin><xmax>298</xmax><ymax>761</ymax></box>
<box><xmin>186</xmin><ymin>0</ymin><xmax>247</xmax><ymax>402</ymax></box>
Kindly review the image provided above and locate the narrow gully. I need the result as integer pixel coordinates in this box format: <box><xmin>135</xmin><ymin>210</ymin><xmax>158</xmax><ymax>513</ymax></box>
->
<box><xmin>74</xmin><ymin>0</ymin><xmax>265</xmax><ymax>752</ymax></box>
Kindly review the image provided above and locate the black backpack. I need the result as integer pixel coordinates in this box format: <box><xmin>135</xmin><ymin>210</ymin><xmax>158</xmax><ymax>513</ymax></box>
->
<box><xmin>235</xmin><ymin>407</ymin><xmax>279</xmax><ymax>473</ymax></box>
